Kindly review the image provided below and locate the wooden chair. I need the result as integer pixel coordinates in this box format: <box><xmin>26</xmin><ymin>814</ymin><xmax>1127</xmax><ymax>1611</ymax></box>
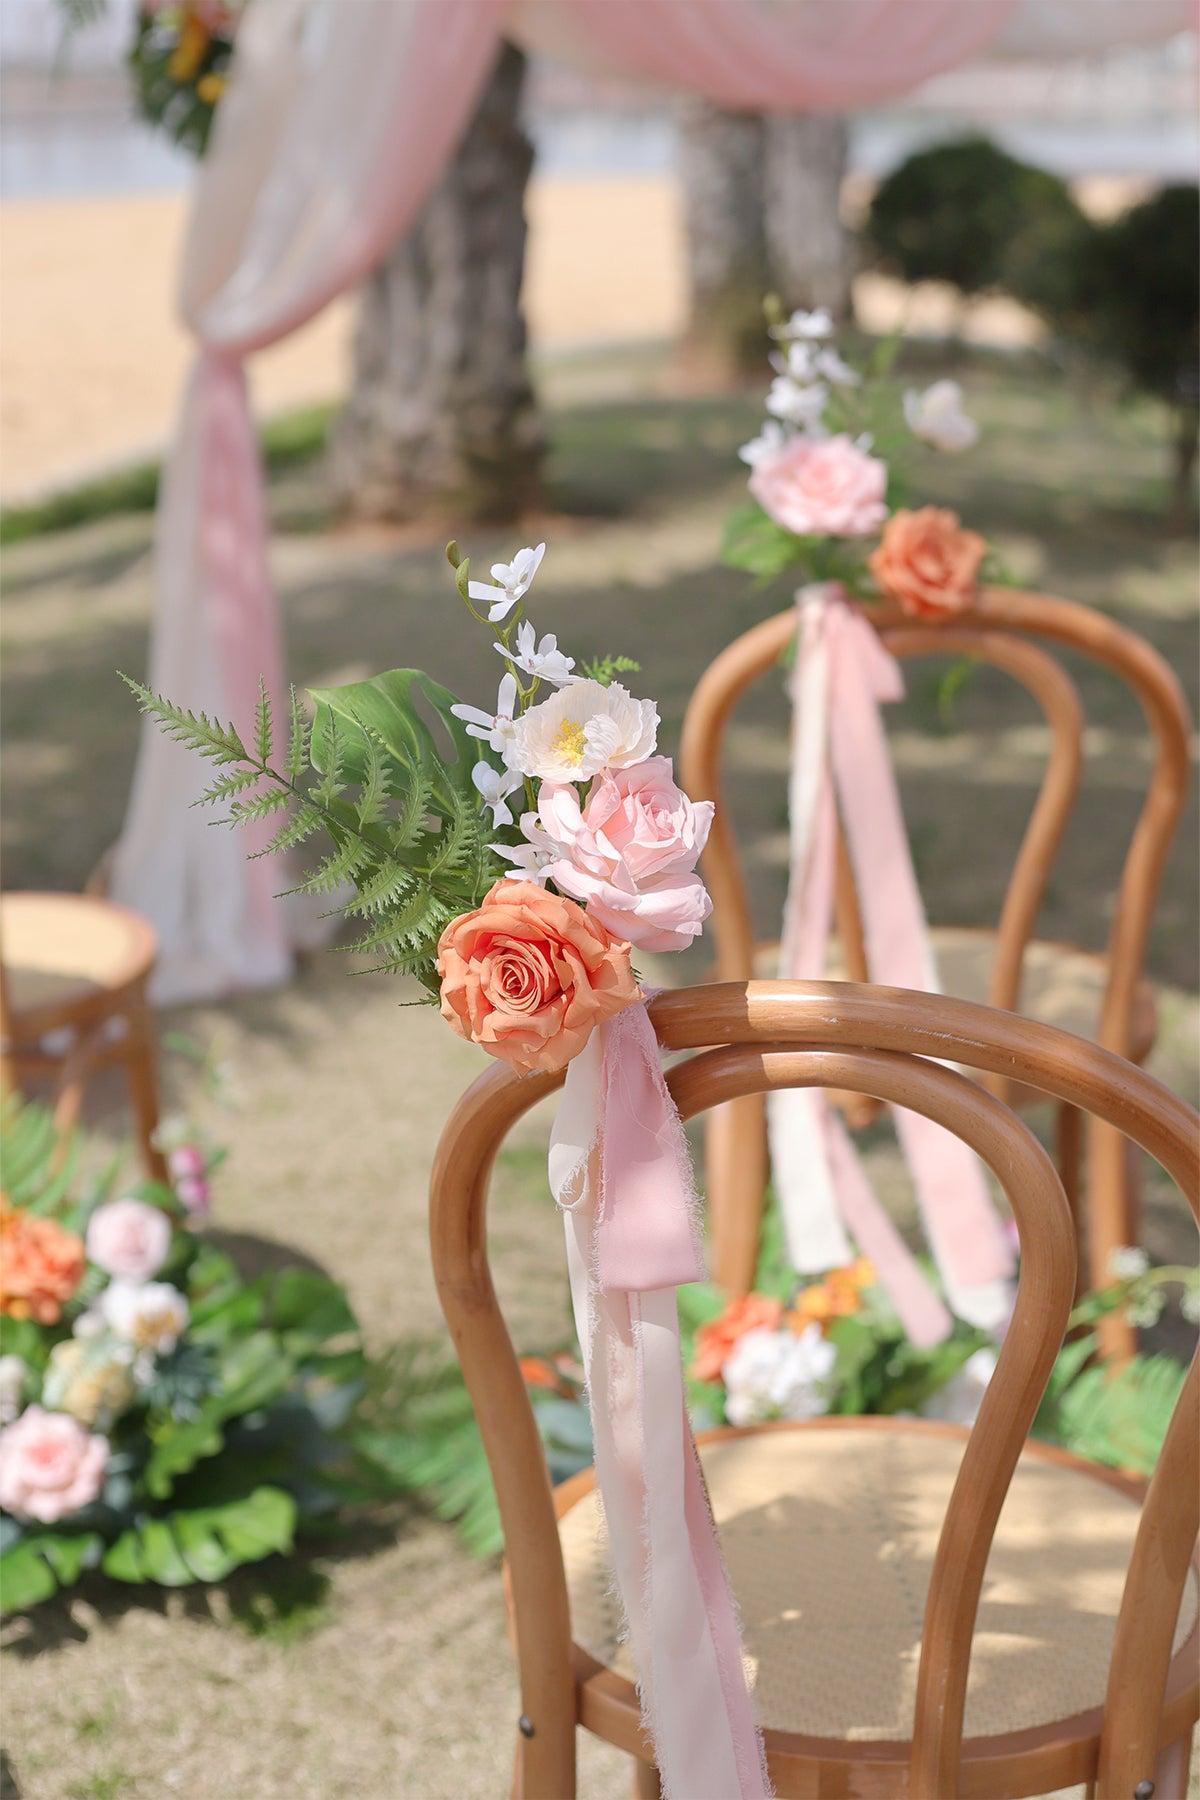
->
<box><xmin>430</xmin><ymin>980</ymin><xmax>1198</xmax><ymax>1800</ymax></box>
<box><xmin>679</xmin><ymin>589</ymin><xmax>1192</xmax><ymax>1357</ymax></box>
<box><xmin>0</xmin><ymin>891</ymin><xmax>167</xmax><ymax>1180</ymax></box>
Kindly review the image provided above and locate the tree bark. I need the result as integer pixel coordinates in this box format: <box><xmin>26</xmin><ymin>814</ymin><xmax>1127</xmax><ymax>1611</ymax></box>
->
<box><xmin>330</xmin><ymin>42</ymin><xmax>542</xmax><ymax>523</ymax></box>
<box><xmin>677</xmin><ymin>99</ymin><xmax>770</xmax><ymax>382</ymax></box>
<box><xmin>763</xmin><ymin>112</ymin><xmax>853</xmax><ymax>321</ymax></box>
<box><xmin>678</xmin><ymin>104</ymin><xmax>852</xmax><ymax>381</ymax></box>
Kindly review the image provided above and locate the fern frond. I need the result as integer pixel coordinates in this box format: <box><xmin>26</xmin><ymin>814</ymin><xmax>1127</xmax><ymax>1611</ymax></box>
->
<box><xmin>193</xmin><ymin>767</ymin><xmax>268</xmax><ymax>808</ymax></box>
<box><xmin>342</xmin><ymin>887</ymin><xmax>452</xmax><ymax>956</ymax></box>
<box><xmin>255</xmin><ymin>804</ymin><xmax>325</xmax><ymax>859</ymax></box>
<box><xmin>355</xmin><ymin>734</ymin><xmax>390</xmax><ymax>831</ymax></box>
<box><xmin>424</xmin><ymin>790</ymin><xmax>472</xmax><ymax>878</ymax></box>
<box><xmin>227</xmin><ymin>787</ymin><xmax>292</xmax><ymax>826</ymax></box>
<box><xmin>313</xmin><ymin>715</ymin><xmax>346</xmax><ymax>805</ymax></box>
<box><xmin>353</xmin><ymin>947</ymin><xmax>439</xmax><ymax>987</ymax></box>
<box><xmin>254</xmin><ymin>678</ymin><xmax>273</xmax><ymax>766</ymax></box>
<box><xmin>388</xmin><ymin>772</ymin><xmax>433</xmax><ymax>854</ymax></box>
<box><xmin>285</xmin><ymin>686</ymin><xmax>309</xmax><ymax>784</ymax></box>
<box><xmin>289</xmin><ymin>836</ymin><xmax>372</xmax><ymax>897</ymax></box>
<box><xmin>345</xmin><ymin>859</ymin><xmax>416</xmax><ymax>916</ymax></box>
<box><xmin>120</xmin><ymin>674</ymin><xmax>248</xmax><ymax>765</ymax></box>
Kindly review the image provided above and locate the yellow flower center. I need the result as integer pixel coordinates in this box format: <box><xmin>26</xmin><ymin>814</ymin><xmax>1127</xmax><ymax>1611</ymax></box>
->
<box><xmin>551</xmin><ymin>719</ymin><xmax>588</xmax><ymax>766</ymax></box>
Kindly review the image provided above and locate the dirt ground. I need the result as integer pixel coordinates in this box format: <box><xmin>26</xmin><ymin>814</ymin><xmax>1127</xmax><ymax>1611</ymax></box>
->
<box><xmin>1</xmin><ymin>349</ymin><xmax>1197</xmax><ymax>1799</ymax></box>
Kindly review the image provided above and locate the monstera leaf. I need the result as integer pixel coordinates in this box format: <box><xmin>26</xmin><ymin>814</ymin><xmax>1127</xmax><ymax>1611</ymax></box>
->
<box><xmin>308</xmin><ymin>666</ymin><xmax>493</xmax><ymax>820</ymax></box>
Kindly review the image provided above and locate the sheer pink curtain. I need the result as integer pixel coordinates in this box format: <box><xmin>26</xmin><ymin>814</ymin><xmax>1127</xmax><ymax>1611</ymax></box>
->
<box><xmin>115</xmin><ymin>0</ymin><xmax>1023</xmax><ymax>1000</ymax></box>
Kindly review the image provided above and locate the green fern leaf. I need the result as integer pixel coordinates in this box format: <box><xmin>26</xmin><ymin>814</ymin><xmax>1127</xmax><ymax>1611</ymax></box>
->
<box><xmin>255</xmin><ymin>804</ymin><xmax>325</xmax><ymax>859</ymax></box>
<box><xmin>193</xmin><ymin>768</ymin><xmax>267</xmax><ymax>808</ymax></box>
<box><xmin>285</xmin><ymin>686</ymin><xmax>309</xmax><ymax>784</ymax></box>
<box><xmin>121</xmin><ymin>674</ymin><xmax>248</xmax><ymax>766</ymax></box>
<box><xmin>254</xmin><ymin>678</ymin><xmax>273</xmax><ymax>766</ymax></box>
<box><xmin>424</xmin><ymin>790</ymin><xmax>471</xmax><ymax>878</ymax></box>
<box><xmin>290</xmin><ymin>836</ymin><xmax>371</xmax><ymax>897</ymax></box>
<box><xmin>227</xmin><ymin>787</ymin><xmax>292</xmax><ymax>826</ymax></box>
<box><xmin>313</xmin><ymin>715</ymin><xmax>346</xmax><ymax>805</ymax></box>
<box><xmin>389</xmin><ymin>773</ymin><xmax>433</xmax><ymax>854</ymax></box>
<box><xmin>345</xmin><ymin>859</ymin><xmax>416</xmax><ymax>916</ymax></box>
<box><xmin>344</xmin><ymin>888</ymin><xmax>451</xmax><ymax>956</ymax></box>
<box><xmin>355</xmin><ymin>734</ymin><xmax>390</xmax><ymax>831</ymax></box>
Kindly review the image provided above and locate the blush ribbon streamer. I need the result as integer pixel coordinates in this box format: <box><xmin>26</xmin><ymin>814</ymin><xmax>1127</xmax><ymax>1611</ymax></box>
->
<box><xmin>770</xmin><ymin>586</ymin><xmax>1014</xmax><ymax>1340</ymax></box>
<box><xmin>550</xmin><ymin>1001</ymin><xmax>772</xmax><ymax>1800</ymax></box>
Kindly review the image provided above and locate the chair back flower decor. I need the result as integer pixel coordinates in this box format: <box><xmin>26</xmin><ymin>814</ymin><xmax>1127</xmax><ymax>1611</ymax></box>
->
<box><xmin>126</xmin><ymin>543</ymin><xmax>772</xmax><ymax>1795</ymax></box>
<box><xmin>721</xmin><ymin>306</ymin><xmax>1017</xmax><ymax>1340</ymax></box>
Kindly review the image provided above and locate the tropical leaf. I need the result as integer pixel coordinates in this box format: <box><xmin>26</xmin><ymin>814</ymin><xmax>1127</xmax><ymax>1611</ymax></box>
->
<box><xmin>1047</xmin><ymin>1352</ymin><xmax>1186</xmax><ymax>1476</ymax></box>
<box><xmin>308</xmin><ymin>667</ymin><xmax>487</xmax><ymax>819</ymax></box>
<box><xmin>102</xmin><ymin>1487</ymin><xmax>296</xmax><ymax>1587</ymax></box>
<box><xmin>720</xmin><ymin>501</ymin><xmax>807</xmax><ymax>580</ymax></box>
<box><xmin>0</xmin><ymin>1529</ymin><xmax>103</xmax><ymax>1611</ymax></box>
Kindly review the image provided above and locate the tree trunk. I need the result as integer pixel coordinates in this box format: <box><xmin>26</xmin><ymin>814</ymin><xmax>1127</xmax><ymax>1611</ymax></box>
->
<box><xmin>677</xmin><ymin>100</ymin><xmax>770</xmax><ymax>382</ymax></box>
<box><xmin>763</xmin><ymin>112</ymin><xmax>853</xmax><ymax>322</ymax></box>
<box><xmin>330</xmin><ymin>42</ymin><xmax>542</xmax><ymax>523</ymax></box>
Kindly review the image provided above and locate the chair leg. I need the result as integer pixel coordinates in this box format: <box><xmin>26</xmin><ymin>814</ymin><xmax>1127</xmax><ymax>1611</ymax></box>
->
<box><xmin>1153</xmin><ymin>1725</ymin><xmax>1193</xmax><ymax>1799</ymax></box>
<box><xmin>631</xmin><ymin>1757</ymin><xmax>662</xmax><ymax>1798</ymax></box>
<box><xmin>1085</xmin><ymin>1117</ymin><xmax>1136</xmax><ymax>1365</ymax></box>
<box><xmin>122</xmin><ymin>995</ymin><xmax>169</xmax><ymax>1183</ymax></box>
<box><xmin>705</xmin><ymin>1093</ymin><xmax>768</xmax><ymax>1295</ymax></box>
<box><xmin>512</xmin><ymin>1726</ymin><xmax>576</xmax><ymax>1800</ymax></box>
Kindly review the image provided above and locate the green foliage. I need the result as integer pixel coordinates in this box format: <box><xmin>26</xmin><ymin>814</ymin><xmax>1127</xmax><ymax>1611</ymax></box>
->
<box><xmin>720</xmin><ymin>500</ymin><xmax>808</xmax><ymax>580</ymax></box>
<box><xmin>127</xmin><ymin>6</ymin><xmax>234</xmax><ymax>158</ymax></box>
<box><xmin>1037</xmin><ymin>1346</ymin><xmax>1187</xmax><ymax>1477</ymax></box>
<box><xmin>579</xmin><ymin>653</ymin><xmax>642</xmax><ymax>687</ymax></box>
<box><xmin>867</xmin><ymin>136</ymin><xmax>1083</xmax><ymax>300</ymax></box>
<box><xmin>124</xmin><ymin>665</ymin><xmax>504</xmax><ymax>993</ymax></box>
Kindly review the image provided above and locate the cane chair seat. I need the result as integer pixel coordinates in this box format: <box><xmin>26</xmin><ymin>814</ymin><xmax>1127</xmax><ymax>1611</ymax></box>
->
<box><xmin>555</xmin><ymin>1419</ymin><xmax>1199</xmax><ymax>1778</ymax></box>
<box><xmin>749</xmin><ymin>927</ymin><xmax>1158</xmax><ymax>1073</ymax></box>
<box><xmin>1</xmin><ymin>892</ymin><xmax>158</xmax><ymax>1040</ymax></box>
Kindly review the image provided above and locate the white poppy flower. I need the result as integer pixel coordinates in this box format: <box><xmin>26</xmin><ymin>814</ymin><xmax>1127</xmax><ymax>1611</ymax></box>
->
<box><xmin>491</xmin><ymin>814</ymin><xmax>556</xmax><ymax>885</ymax></box>
<box><xmin>468</xmin><ymin>543</ymin><xmax>546</xmax><ymax>622</ymax></box>
<box><xmin>452</xmin><ymin>672</ymin><xmax>519</xmax><ymax>762</ymax></box>
<box><xmin>738</xmin><ymin>419</ymin><xmax>788</xmax><ymax>468</ymax></box>
<box><xmin>100</xmin><ymin>1281</ymin><xmax>189</xmax><ymax>1360</ymax></box>
<box><xmin>722</xmin><ymin>1325</ymin><xmax>836</xmax><ymax>1427</ymax></box>
<box><xmin>765</xmin><ymin>375</ymin><xmax>829</xmax><ymax>430</ymax></box>
<box><xmin>471</xmin><ymin>760</ymin><xmax>523</xmax><ymax>828</ymax></box>
<box><xmin>770</xmin><ymin>341</ymin><xmax>819</xmax><ymax>382</ymax></box>
<box><xmin>903</xmin><ymin>379</ymin><xmax>979</xmax><ymax>453</ymax></box>
<box><xmin>507</xmin><ymin>680</ymin><xmax>658</xmax><ymax>784</ymax></box>
<box><xmin>769</xmin><ymin>306</ymin><xmax>834</xmax><ymax>342</ymax></box>
<box><xmin>496</xmin><ymin>620</ymin><xmax>575</xmax><ymax>687</ymax></box>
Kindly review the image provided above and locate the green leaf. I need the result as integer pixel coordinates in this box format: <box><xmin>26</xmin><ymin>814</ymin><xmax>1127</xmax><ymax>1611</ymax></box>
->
<box><xmin>285</xmin><ymin>685</ymin><xmax>310</xmax><ymax>783</ymax></box>
<box><xmin>121</xmin><ymin>673</ymin><xmax>249</xmax><ymax>766</ymax></box>
<box><xmin>254</xmin><ymin>677</ymin><xmax>273</xmax><ymax>765</ymax></box>
<box><xmin>1</xmin><ymin>1530</ymin><xmax>103</xmax><ymax>1609</ymax></box>
<box><xmin>720</xmin><ymin>501</ymin><xmax>808</xmax><ymax>580</ymax></box>
<box><xmin>102</xmin><ymin>1488</ymin><xmax>296</xmax><ymax>1588</ymax></box>
<box><xmin>308</xmin><ymin>667</ymin><xmax>485</xmax><ymax>819</ymax></box>
<box><xmin>227</xmin><ymin>786</ymin><xmax>291</xmax><ymax>826</ymax></box>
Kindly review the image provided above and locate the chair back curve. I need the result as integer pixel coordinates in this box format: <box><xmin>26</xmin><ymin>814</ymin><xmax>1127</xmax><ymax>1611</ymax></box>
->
<box><xmin>679</xmin><ymin>586</ymin><xmax>1192</xmax><ymax>1067</ymax></box>
<box><xmin>428</xmin><ymin>980</ymin><xmax>1198</xmax><ymax>1800</ymax></box>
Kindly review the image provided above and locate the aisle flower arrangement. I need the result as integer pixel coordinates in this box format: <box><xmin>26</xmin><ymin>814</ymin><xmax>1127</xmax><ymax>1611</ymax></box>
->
<box><xmin>129</xmin><ymin>1</ymin><xmax>242</xmax><ymax>155</ymax></box>
<box><xmin>127</xmin><ymin>539</ymin><xmax>706</xmax><ymax>1044</ymax></box>
<box><xmin>724</xmin><ymin>300</ymin><xmax>992</xmax><ymax>620</ymax></box>
<box><xmin>0</xmin><ymin>1097</ymin><xmax>402</xmax><ymax>1612</ymax></box>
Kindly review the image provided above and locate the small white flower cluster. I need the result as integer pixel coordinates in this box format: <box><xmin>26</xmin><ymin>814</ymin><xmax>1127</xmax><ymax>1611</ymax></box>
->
<box><xmin>737</xmin><ymin>307</ymin><xmax>978</xmax><ymax>471</ymax></box>
<box><xmin>448</xmin><ymin>543</ymin><xmax>712</xmax><ymax>952</ymax></box>
<box><xmin>721</xmin><ymin>1323</ymin><xmax>836</xmax><ymax>1428</ymax></box>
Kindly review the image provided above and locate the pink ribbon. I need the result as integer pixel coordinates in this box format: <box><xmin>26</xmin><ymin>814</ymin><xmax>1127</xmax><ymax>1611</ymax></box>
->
<box><xmin>771</xmin><ymin>588</ymin><xmax>1014</xmax><ymax>1340</ymax></box>
<box><xmin>551</xmin><ymin>1002</ymin><xmax>771</xmax><ymax>1800</ymax></box>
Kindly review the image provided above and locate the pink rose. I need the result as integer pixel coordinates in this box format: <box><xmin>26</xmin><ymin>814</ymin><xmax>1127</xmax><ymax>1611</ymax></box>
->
<box><xmin>0</xmin><ymin>1406</ymin><xmax>108</xmax><ymax>1523</ymax></box>
<box><xmin>168</xmin><ymin>1144</ymin><xmax>205</xmax><ymax>1181</ymax></box>
<box><xmin>86</xmin><ymin>1198</ymin><xmax>171</xmax><ymax>1283</ymax></box>
<box><xmin>536</xmin><ymin>761</ymin><xmax>714</xmax><ymax>953</ymax></box>
<box><xmin>749</xmin><ymin>433</ymin><xmax>887</xmax><ymax>538</ymax></box>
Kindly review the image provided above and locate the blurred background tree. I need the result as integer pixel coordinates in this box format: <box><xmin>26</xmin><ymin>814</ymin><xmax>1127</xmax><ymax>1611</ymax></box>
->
<box><xmin>330</xmin><ymin>42</ymin><xmax>543</xmax><ymax>525</ymax></box>
<box><xmin>678</xmin><ymin>103</ymin><xmax>851</xmax><ymax>381</ymax></box>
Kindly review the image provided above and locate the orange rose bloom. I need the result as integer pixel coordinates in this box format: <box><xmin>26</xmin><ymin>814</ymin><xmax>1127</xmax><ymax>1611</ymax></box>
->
<box><xmin>437</xmin><ymin>880</ymin><xmax>637</xmax><ymax>1075</ymax></box>
<box><xmin>0</xmin><ymin>1201</ymin><xmax>85</xmax><ymax>1324</ymax></box>
<box><xmin>869</xmin><ymin>507</ymin><xmax>986</xmax><ymax>621</ymax></box>
<box><xmin>691</xmin><ymin>1293</ymin><xmax>783</xmax><ymax>1383</ymax></box>
<box><xmin>787</xmin><ymin>1259</ymin><xmax>875</xmax><ymax>1334</ymax></box>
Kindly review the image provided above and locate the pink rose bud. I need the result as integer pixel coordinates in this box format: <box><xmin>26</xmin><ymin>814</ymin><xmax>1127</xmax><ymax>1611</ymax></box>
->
<box><xmin>175</xmin><ymin>1176</ymin><xmax>212</xmax><ymax>1219</ymax></box>
<box><xmin>168</xmin><ymin>1144</ymin><xmax>206</xmax><ymax>1181</ymax></box>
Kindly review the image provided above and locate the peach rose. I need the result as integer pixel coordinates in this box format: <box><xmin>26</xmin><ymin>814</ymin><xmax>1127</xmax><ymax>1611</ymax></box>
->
<box><xmin>749</xmin><ymin>433</ymin><xmax>887</xmax><ymax>538</ymax></box>
<box><xmin>0</xmin><ymin>1405</ymin><xmax>108</xmax><ymax>1524</ymax></box>
<box><xmin>436</xmin><ymin>880</ymin><xmax>638</xmax><ymax>1075</ymax></box>
<box><xmin>0</xmin><ymin>1203</ymin><xmax>85</xmax><ymax>1325</ymax></box>
<box><xmin>869</xmin><ymin>506</ymin><xmax>986</xmax><ymax>620</ymax></box>
<box><xmin>691</xmin><ymin>1293</ymin><xmax>784</xmax><ymax>1383</ymax></box>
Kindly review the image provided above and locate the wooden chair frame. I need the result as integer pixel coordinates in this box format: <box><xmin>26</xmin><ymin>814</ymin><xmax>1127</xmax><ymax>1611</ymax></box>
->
<box><xmin>679</xmin><ymin>588</ymin><xmax>1192</xmax><ymax>1355</ymax></box>
<box><xmin>429</xmin><ymin>979</ymin><xmax>1199</xmax><ymax>1800</ymax></box>
<box><xmin>0</xmin><ymin>896</ymin><xmax>167</xmax><ymax>1181</ymax></box>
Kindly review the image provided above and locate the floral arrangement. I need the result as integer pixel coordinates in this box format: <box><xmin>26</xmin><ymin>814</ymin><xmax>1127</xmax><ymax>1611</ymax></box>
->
<box><xmin>385</xmin><ymin>1221</ymin><xmax>1198</xmax><ymax>1559</ymax></box>
<box><xmin>724</xmin><ymin>301</ymin><xmax>990</xmax><ymax>621</ymax></box>
<box><xmin>128</xmin><ymin>1</ymin><xmax>241</xmax><ymax>156</ymax></box>
<box><xmin>127</xmin><ymin>539</ymin><xmax>710</xmax><ymax>1070</ymax></box>
<box><xmin>0</xmin><ymin>1097</ymin><xmax>402</xmax><ymax>1611</ymax></box>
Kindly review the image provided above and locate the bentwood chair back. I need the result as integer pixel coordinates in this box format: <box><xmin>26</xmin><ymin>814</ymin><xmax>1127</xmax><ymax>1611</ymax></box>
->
<box><xmin>679</xmin><ymin>589</ymin><xmax>1191</xmax><ymax>1354</ymax></box>
<box><xmin>429</xmin><ymin>980</ymin><xmax>1198</xmax><ymax>1800</ymax></box>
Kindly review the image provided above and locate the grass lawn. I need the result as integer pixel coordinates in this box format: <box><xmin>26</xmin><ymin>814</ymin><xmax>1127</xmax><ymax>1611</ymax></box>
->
<box><xmin>1</xmin><ymin>342</ymin><xmax>1196</xmax><ymax>1799</ymax></box>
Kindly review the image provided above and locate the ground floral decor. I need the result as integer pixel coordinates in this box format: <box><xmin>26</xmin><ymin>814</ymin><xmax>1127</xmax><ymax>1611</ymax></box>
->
<box><xmin>0</xmin><ymin>1097</ymin><xmax>402</xmax><ymax>1612</ymax></box>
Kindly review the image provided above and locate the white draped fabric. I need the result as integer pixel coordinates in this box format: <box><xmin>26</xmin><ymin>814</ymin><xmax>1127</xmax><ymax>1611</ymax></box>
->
<box><xmin>113</xmin><ymin>0</ymin><xmax>1194</xmax><ymax>999</ymax></box>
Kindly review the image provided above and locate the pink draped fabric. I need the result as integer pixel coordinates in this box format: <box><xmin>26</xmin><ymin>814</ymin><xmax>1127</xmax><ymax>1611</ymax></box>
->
<box><xmin>115</xmin><ymin>0</ymin><xmax>1025</xmax><ymax>1000</ymax></box>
